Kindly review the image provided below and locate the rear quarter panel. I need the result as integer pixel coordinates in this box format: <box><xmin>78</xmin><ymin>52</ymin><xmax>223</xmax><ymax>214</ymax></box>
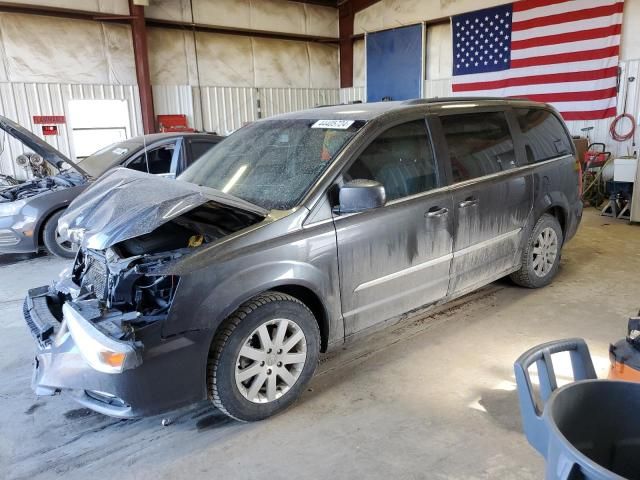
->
<box><xmin>530</xmin><ymin>155</ymin><xmax>582</xmax><ymax>243</ymax></box>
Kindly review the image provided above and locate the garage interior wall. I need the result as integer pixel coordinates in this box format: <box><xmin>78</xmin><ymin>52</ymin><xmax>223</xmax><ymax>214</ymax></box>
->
<box><xmin>149</xmin><ymin>29</ymin><xmax>339</xmax><ymax>135</ymax></box>
<box><xmin>147</xmin><ymin>0</ymin><xmax>340</xmax><ymax>135</ymax></box>
<box><xmin>0</xmin><ymin>0</ymin><xmax>340</xmax><ymax>177</ymax></box>
<box><xmin>0</xmin><ymin>12</ymin><xmax>142</xmax><ymax>177</ymax></box>
<box><xmin>346</xmin><ymin>0</ymin><xmax>640</xmax><ymax>157</ymax></box>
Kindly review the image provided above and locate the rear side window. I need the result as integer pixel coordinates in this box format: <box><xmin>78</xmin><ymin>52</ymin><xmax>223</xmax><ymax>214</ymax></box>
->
<box><xmin>344</xmin><ymin>120</ymin><xmax>438</xmax><ymax>201</ymax></box>
<box><xmin>441</xmin><ymin>112</ymin><xmax>516</xmax><ymax>183</ymax></box>
<box><xmin>515</xmin><ymin>108</ymin><xmax>573</xmax><ymax>163</ymax></box>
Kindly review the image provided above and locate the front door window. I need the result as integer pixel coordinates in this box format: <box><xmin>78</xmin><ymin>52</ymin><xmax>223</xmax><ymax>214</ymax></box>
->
<box><xmin>344</xmin><ymin>120</ymin><xmax>438</xmax><ymax>201</ymax></box>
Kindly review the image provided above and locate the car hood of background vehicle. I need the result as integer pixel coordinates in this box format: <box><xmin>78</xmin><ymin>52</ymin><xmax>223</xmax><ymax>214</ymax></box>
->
<box><xmin>58</xmin><ymin>168</ymin><xmax>268</xmax><ymax>251</ymax></box>
<box><xmin>0</xmin><ymin>115</ymin><xmax>88</xmax><ymax>176</ymax></box>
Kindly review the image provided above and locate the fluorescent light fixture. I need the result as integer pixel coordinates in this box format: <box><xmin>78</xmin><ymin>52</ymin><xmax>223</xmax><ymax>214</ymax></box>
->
<box><xmin>222</xmin><ymin>165</ymin><xmax>247</xmax><ymax>193</ymax></box>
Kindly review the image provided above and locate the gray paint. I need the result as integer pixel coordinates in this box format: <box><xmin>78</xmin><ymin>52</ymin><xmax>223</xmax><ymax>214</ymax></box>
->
<box><xmin>335</xmin><ymin>189</ymin><xmax>454</xmax><ymax>335</ymax></box>
<box><xmin>24</xmin><ymin>98</ymin><xmax>583</xmax><ymax>417</ymax></box>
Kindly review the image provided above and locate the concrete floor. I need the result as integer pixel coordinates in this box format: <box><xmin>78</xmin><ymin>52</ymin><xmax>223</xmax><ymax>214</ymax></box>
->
<box><xmin>0</xmin><ymin>209</ymin><xmax>638</xmax><ymax>480</ymax></box>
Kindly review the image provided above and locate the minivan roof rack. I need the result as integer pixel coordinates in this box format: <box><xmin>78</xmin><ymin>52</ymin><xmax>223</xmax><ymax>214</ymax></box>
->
<box><xmin>401</xmin><ymin>97</ymin><xmax>530</xmax><ymax>105</ymax></box>
<box><xmin>314</xmin><ymin>100</ymin><xmax>363</xmax><ymax>108</ymax></box>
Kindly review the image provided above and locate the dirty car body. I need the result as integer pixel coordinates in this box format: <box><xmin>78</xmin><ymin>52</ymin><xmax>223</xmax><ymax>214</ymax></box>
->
<box><xmin>0</xmin><ymin>116</ymin><xmax>222</xmax><ymax>256</ymax></box>
<box><xmin>24</xmin><ymin>99</ymin><xmax>582</xmax><ymax>419</ymax></box>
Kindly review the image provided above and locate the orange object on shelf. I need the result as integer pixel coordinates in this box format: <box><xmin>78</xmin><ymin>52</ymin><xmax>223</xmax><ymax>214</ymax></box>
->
<box><xmin>157</xmin><ymin>114</ymin><xmax>194</xmax><ymax>133</ymax></box>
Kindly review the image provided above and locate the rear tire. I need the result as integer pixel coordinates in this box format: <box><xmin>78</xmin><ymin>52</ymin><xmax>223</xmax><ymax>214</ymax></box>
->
<box><xmin>511</xmin><ymin>214</ymin><xmax>563</xmax><ymax>288</ymax></box>
<box><xmin>207</xmin><ymin>292</ymin><xmax>320</xmax><ymax>422</ymax></box>
<box><xmin>42</xmin><ymin>210</ymin><xmax>75</xmax><ymax>259</ymax></box>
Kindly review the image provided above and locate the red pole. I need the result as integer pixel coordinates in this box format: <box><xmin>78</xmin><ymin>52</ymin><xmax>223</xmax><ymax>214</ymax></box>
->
<box><xmin>129</xmin><ymin>0</ymin><xmax>155</xmax><ymax>134</ymax></box>
<box><xmin>339</xmin><ymin>3</ymin><xmax>354</xmax><ymax>89</ymax></box>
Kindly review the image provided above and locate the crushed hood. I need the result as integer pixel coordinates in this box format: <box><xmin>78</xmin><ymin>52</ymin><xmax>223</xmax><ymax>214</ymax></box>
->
<box><xmin>0</xmin><ymin>115</ymin><xmax>87</xmax><ymax>176</ymax></box>
<box><xmin>58</xmin><ymin>168</ymin><xmax>268</xmax><ymax>250</ymax></box>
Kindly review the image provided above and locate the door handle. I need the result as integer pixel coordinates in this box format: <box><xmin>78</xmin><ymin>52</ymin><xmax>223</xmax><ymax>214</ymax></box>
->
<box><xmin>426</xmin><ymin>206</ymin><xmax>449</xmax><ymax>218</ymax></box>
<box><xmin>459</xmin><ymin>197</ymin><xmax>478</xmax><ymax>208</ymax></box>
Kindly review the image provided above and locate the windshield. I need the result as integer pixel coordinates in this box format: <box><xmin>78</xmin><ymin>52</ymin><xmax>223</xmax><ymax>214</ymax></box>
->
<box><xmin>75</xmin><ymin>138</ymin><xmax>144</xmax><ymax>177</ymax></box>
<box><xmin>179</xmin><ymin>119</ymin><xmax>362</xmax><ymax>210</ymax></box>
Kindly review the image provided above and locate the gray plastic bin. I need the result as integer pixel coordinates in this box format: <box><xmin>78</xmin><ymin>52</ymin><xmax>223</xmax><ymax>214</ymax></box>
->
<box><xmin>514</xmin><ymin>338</ymin><xmax>640</xmax><ymax>480</ymax></box>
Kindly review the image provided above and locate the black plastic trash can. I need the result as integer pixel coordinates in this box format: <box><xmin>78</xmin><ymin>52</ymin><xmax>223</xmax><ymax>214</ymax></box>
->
<box><xmin>515</xmin><ymin>338</ymin><xmax>640</xmax><ymax>480</ymax></box>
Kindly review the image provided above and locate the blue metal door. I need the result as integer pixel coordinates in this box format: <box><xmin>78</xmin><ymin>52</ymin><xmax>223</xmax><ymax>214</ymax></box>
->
<box><xmin>366</xmin><ymin>24</ymin><xmax>423</xmax><ymax>103</ymax></box>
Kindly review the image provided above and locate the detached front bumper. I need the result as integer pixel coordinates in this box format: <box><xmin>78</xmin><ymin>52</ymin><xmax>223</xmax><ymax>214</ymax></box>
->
<box><xmin>24</xmin><ymin>287</ymin><xmax>210</xmax><ymax>418</ymax></box>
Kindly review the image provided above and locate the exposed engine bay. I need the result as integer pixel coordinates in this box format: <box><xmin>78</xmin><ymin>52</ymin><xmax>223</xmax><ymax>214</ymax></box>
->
<box><xmin>0</xmin><ymin>173</ymin><xmax>20</xmax><ymax>189</ymax></box>
<box><xmin>52</xmin><ymin>201</ymin><xmax>263</xmax><ymax>342</ymax></box>
<box><xmin>0</xmin><ymin>171</ymin><xmax>85</xmax><ymax>202</ymax></box>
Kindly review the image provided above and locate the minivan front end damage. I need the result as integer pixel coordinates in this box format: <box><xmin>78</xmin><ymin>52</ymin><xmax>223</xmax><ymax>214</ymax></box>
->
<box><xmin>23</xmin><ymin>248</ymin><xmax>205</xmax><ymax>417</ymax></box>
<box><xmin>23</xmin><ymin>169</ymin><xmax>267</xmax><ymax>417</ymax></box>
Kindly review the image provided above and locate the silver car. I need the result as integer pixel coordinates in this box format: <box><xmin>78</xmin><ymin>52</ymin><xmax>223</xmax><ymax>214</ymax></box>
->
<box><xmin>0</xmin><ymin>115</ymin><xmax>222</xmax><ymax>257</ymax></box>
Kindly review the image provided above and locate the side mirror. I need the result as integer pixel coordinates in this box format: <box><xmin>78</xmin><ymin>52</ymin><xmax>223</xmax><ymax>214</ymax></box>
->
<box><xmin>336</xmin><ymin>179</ymin><xmax>386</xmax><ymax>214</ymax></box>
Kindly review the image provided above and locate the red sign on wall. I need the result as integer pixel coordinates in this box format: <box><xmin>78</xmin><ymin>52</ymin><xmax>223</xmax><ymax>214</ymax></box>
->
<box><xmin>42</xmin><ymin>125</ymin><xmax>58</xmax><ymax>136</ymax></box>
<box><xmin>33</xmin><ymin>115</ymin><xmax>65</xmax><ymax>124</ymax></box>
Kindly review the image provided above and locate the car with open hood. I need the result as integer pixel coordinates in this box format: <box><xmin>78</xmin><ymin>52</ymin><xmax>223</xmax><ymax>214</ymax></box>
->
<box><xmin>0</xmin><ymin>115</ymin><xmax>222</xmax><ymax>257</ymax></box>
<box><xmin>23</xmin><ymin>98</ymin><xmax>582</xmax><ymax>422</ymax></box>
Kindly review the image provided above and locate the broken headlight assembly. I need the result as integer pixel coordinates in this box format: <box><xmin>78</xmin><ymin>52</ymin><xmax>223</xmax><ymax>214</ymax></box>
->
<box><xmin>58</xmin><ymin>247</ymin><xmax>181</xmax><ymax>374</ymax></box>
<box><xmin>63</xmin><ymin>302</ymin><xmax>140</xmax><ymax>374</ymax></box>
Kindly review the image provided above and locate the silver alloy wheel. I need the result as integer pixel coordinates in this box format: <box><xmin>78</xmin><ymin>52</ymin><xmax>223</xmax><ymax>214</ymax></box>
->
<box><xmin>235</xmin><ymin>318</ymin><xmax>307</xmax><ymax>404</ymax></box>
<box><xmin>532</xmin><ymin>227</ymin><xmax>558</xmax><ymax>278</ymax></box>
<box><xmin>54</xmin><ymin>229</ymin><xmax>74</xmax><ymax>253</ymax></box>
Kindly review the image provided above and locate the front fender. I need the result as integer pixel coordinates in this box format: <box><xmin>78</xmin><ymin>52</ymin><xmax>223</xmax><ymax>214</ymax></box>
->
<box><xmin>163</xmin><ymin>259</ymin><xmax>339</xmax><ymax>339</ymax></box>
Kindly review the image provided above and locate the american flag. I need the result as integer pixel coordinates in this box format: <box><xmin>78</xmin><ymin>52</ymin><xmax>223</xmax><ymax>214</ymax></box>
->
<box><xmin>451</xmin><ymin>0</ymin><xmax>624</xmax><ymax>120</ymax></box>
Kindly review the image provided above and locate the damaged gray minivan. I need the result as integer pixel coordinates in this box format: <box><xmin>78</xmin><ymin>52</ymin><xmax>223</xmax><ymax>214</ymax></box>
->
<box><xmin>24</xmin><ymin>98</ymin><xmax>582</xmax><ymax>421</ymax></box>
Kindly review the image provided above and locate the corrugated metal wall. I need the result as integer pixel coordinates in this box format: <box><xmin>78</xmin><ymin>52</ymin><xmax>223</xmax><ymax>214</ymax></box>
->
<box><xmin>196</xmin><ymin>86</ymin><xmax>258</xmax><ymax>135</ymax></box>
<box><xmin>258</xmin><ymin>87</ymin><xmax>339</xmax><ymax>118</ymax></box>
<box><xmin>0</xmin><ymin>82</ymin><xmax>142</xmax><ymax>178</ymax></box>
<box><xmin>153</xmin><ymin>85</ymin><xmax>340</xmax><ymax>136</ymax></box>
<box><xmin>1</xmin><ymin>83</ymin><xmax>342</xmax><ymax>177</ymax></box>
<box><xmin>339</xmin><ymin>87</ymin><xmax>365</xmax><ymax>104</ymax></box>
<box><xmin>152</xmin><ymin>85</ymin><xmax>195</xmax><ymax>126</ymax></box>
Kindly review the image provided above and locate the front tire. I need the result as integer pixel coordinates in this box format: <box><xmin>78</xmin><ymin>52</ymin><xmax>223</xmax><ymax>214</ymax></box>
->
<box><xmin>207</xmin><ymin>292</ymin><xmax>320</xmax><ymax>422</ymax></box>
<box><xmin>42</xmin><ymin>210</ymin><xmax>75</xmax><ymax>259</ymax></box>
<box><xmin>511</xmin><ymin>214</ymin><xmax>563</xmax><ymax>288</ymax></box>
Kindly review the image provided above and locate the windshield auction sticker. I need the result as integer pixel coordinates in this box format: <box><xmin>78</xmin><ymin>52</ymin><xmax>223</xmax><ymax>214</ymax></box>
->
<box><xmin>311</xmin><ymin>120</ymin><xmax>355</xmax><ymax>130</ymax></box>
